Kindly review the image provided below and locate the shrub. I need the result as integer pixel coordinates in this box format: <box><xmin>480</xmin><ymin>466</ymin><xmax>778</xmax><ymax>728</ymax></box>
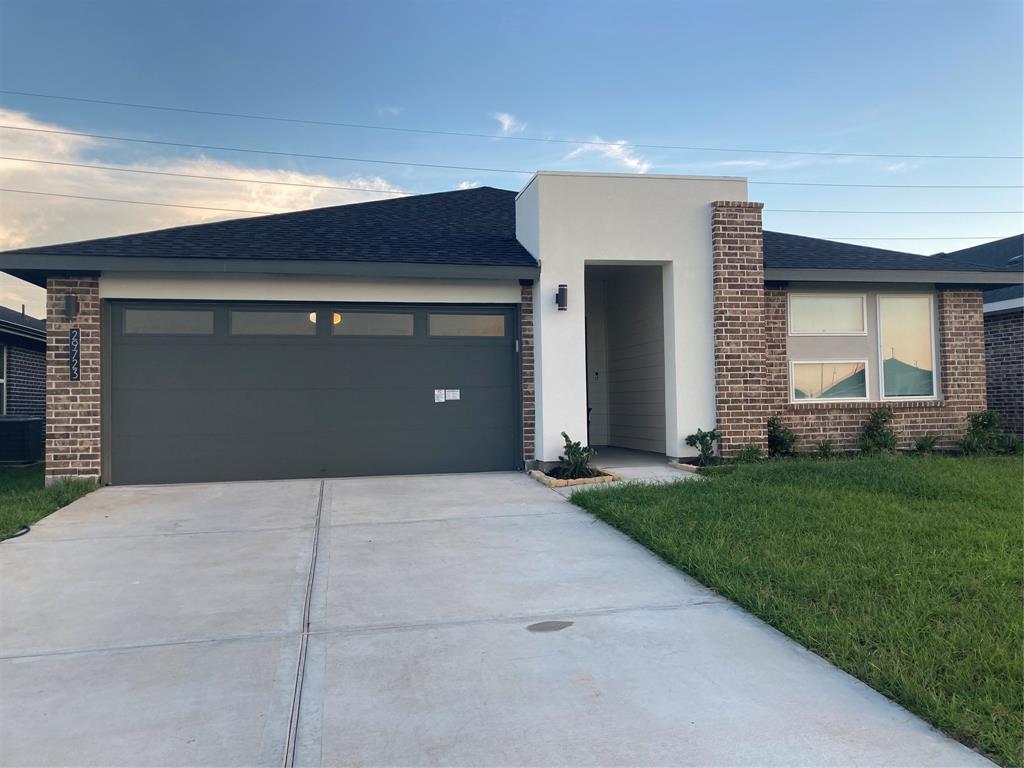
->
<box><xmin>767</xmin><ymin>417</ymin><xmax>798</xmax><ymax>457</ymax></box>
<box><xmin>960</xmin><ymin>410</ymin><xmax>1022</xmax><ymax>456</ymax></box>
<box><xmin>735</xmin><ymin>444</ymin><xmax>763</xmax><ymax>463</ymax></box>
<box><xmin>859</xmin><ymin>407</ymin><xmax>897</xmax><ymax>454</ymax></box>
<box><xmin>815</xmin><ymin>440</ymin><xmax>838</xmax><ymax>460</ymax></box>
<box><xmin>914</xmin><ymin>434</ymin><xmax>939</xmax><ymax>454</ymax></box>
<box><xmin>685</xmin><ymin>428</ymin><xmax>720</xmax><ymax>467</ymax></box>
<box><xmin>556</xmin><ymin>432</ymin><xmax>597</xmax><ymax>478</ymax></box>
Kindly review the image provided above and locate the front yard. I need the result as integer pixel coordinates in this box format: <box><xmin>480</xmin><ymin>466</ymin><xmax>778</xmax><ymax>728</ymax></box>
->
<box><xmin>572</xmin><ymin>455</ymin><xmax>1024</xmax><ymax>767</ymax></box>
<box><xmin>0</xmin><ymin>464</ymin><xmax>96</xmax><ymax>539</ymax></box>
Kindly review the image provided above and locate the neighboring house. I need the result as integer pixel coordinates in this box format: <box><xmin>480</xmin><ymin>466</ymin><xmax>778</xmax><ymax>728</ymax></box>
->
<box><xmin>0</xmin><ymin>305</ymin><xmax>46</xmax><ymax>421</ymax></box>
<box><xmin>0</xmin><ymin>305</ymin><xmax>46</xmax><ymax>462</ymax></box>
<box><xmin>942</xmin><ymin>235</ymin><xmax>1023</xmax><ymax>436</ymax></box>
<box><xmin>0</xmin><ymin>172</ymin><xmax>1019</xmax><ymax>485</ymax></box>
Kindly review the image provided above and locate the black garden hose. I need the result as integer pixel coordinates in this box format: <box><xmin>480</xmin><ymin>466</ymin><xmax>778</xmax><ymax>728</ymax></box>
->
<box><xmin>0</xmin><ymin>525</ymin><xmax>29</xmax><ymax>541</ymax></box>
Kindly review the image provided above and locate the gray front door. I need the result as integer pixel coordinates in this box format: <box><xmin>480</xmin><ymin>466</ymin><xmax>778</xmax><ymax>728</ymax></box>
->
<box><xmin>108</xmin><ymin>302</ymin><xmax>521</xmax><ymax>484</ymax></box>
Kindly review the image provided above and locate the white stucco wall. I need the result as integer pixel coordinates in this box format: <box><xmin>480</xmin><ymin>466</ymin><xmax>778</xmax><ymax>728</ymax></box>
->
<box><xmin>516</xmin><ymin>171</ymin><xmax>748</xmax><ymax>462</ymax></box>
<box><xmin>99</xmin><ymin>273</ymin><xmax>523</xmax><ymax>304</ymax></box>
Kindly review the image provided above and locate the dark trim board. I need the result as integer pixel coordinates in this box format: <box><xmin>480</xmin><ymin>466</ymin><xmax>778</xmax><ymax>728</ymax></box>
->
<box><xmin>105</xmin><ymin>299</ymin><xmax>524</xmax><ymax>484</ymax></box>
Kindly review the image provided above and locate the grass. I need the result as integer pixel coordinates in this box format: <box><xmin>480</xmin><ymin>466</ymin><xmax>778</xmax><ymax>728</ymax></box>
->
<box><xmin>571</xmin><ymin>454</ymin><xmax>1024</xmax><ymax>767</ymax></box>
<box><xmin>0</xmin><ymin>464</ymin><xmax>96</xmax><ymax>539</ymax></box>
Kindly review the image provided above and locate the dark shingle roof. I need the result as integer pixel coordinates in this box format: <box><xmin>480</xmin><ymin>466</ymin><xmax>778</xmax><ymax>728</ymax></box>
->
<box><xmin>940</xmin><ymin>234</ymin><xmax>1023</xmax><ymax>304</ymax></box>
<box><xmin>1</xmin><ymin>186</ymin><xmax>536</xmax><ymax>268</ymax></box>
<box><xmin>0</xmin><ymin>305</ymin><xmax>44</xmax><ymax>332</ymax></box>
<box><xmin>762</xmin><ymin>231</ymin><xmax>1015</xmax><ymax>272</ymax></box>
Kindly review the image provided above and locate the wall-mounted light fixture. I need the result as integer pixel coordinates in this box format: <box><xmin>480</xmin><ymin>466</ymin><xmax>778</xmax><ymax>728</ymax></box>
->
<box><xmin>555</xmin><ymin>284</ymin><xmax>568</xmax><ymax>311</ymax></box>
<box><xmin>63</xmin><ymin>294</ymin><xmax>79</xmax><ymax>321</ymax></box>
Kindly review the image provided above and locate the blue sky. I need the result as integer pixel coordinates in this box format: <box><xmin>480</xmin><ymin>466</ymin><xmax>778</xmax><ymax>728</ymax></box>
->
<box><xmin>0</xmin><ymin>0</ymin><xmax>1021</xmax><ymax>315</ymax></box>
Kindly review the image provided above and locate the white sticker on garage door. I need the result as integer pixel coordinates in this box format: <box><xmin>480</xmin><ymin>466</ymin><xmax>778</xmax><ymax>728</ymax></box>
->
<box><xmin>434</xmin><ymin>389</ymin><xmax>446</xmax><ymax>403</ymax></box>
<box><xmin>445</xmin><ymin>389</ymin><xmax>460</xmax><ymax>401</ymax></box>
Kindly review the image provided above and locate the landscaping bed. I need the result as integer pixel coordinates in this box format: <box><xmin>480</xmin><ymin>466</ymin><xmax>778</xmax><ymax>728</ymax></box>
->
<box><xmin>0</xmin><ymin>464</ymin><xmax>96</xmax><ymax>539</ymax></box>
<box><xmin>570</xmin><ymin>454</ymin><xmax>1024</xmax><ymax>767</ymax></box>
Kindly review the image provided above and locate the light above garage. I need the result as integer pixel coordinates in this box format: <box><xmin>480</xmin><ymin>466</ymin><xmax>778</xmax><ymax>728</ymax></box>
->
<box><xmin>307</xmin><ymin>312</ymin><xmax>344</xmax><ymax>325</ymax></box>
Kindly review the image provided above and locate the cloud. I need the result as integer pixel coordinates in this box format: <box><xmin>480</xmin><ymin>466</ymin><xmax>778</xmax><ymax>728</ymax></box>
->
<box><xmin>457</xmin><ymin>180</ymin><xmax>480</xmax><ymax>190</ymax></box>
<box><xmin>565</xmin><ymin>137</ymin><xmax>652</xmax><ymax>174</ymax></box>
<box><xmin>375</xmin><ymin>105</ymin><xmax>404</xmax><ymax>117</ymax></box>
<box><xmin>492</xmin><ymin>112</ymin><xmax>526</xmax><ymax>136</ymax></box>
<box><xmin>0</xmin><ymin>108</ymin><xmax>407</xmax><ymax>317</ymax></box>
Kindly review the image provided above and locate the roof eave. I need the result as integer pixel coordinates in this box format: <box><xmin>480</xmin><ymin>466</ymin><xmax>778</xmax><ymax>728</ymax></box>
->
<box><xmin>764</xmin><ymin>267</ymin><xmax>1023</xmax><ymax>287</ymax></box>
<box><xmin>0</xmin><ymin>255</ymin><xmax>540</xmax><ymax>287</ymax></box>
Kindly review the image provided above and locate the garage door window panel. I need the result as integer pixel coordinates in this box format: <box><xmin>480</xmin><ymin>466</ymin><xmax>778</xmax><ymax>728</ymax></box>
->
<box><xmin>124</xmin><ymin>309</ymin><xmax>214</xmax><ymax>335</ymax></box>
<box><xmin>230</xmin><ymin>310</ymin><xmax>317</xmax><ymax>336</ymax></box>
<box><xmin>428</xmin><ymin>314</ymin><xmax>505</xmax><ymax>337</ymax></box>
<box><xmin>332</xmin><ymin>312</ymin><xmax>414</xmax><ymax>336</ymax></box>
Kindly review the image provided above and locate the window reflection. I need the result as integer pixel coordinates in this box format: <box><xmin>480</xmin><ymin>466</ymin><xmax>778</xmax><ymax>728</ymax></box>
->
<box><xmin>879</xmin><ymin>296</ymin><xmax>934</xmax><ymax>397</ymax></box>
<box><xmin>792</xmin><ymin>362</ymin><xmax>867</xmax><ymax>400</ymax></box>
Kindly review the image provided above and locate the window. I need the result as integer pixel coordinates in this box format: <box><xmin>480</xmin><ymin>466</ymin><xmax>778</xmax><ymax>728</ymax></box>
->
<box><xmin>429</xmin><ymin>314</ymin><xmax>505</xmax><ymax>337</ymax></box>
<box><xmin>791</xmin><ymin>361</ymin><xmax>868</xmax><ymax>401</ymax></box>
<box><xmin>788</xmin><ymin>294</ymin><xmax>866</xmax><ymax>335</ymax></box>
<box><xmin>878</xmin><ymin>295</ymin><xmax>935</xmax><ymax>399</ymax></box>
<box><xmin>231</xmin><ymin>310</ymin><xmax>316</xmax><ymax>336</ymax></box>
<box><xmin>332</xmin><ymin>312</ymin><xmax>414</xmax><ymax>336</ymax></box>
<box><xmin>124</xmin><ymin>309</ymin><xmax>214</xmax><ymax>335</ymax></box>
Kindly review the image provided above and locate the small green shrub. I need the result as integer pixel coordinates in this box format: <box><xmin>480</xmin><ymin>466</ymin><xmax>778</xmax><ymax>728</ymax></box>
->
<box><xmin>998</xmin><ymin>433</ymin><xmax>1024</xmax><ymax>455</ymax></box>
<box><xmin>859</xmin><ymin>407</ymin><xmax>898</xmax><ymax>454</ymax></box>
<box><xmin>914</xmin><ymin>434</ymin><xmax>939</xmax><ymax>454</ymax></box>
<box><xmin>735</xmin><ymin>444</ymin><xmax>763</xmax><ymax>463</ymax></box>
<box><xmin>685</xmin><ymin>428</ymin><xmax>720</xmax><ymax>467</ymax></box>
<box><xmin>815</xmin><ymin>440</ymin><xmax>838</xmax><ymax>460</ymax></box>
<box><xmin>555</xmin><ymin>432</ymin><xmax>598</xmax><ymax>479</ymax></box>
<box><xmin>960</xmin><ymin>411</ymin><xmax>1007</xmax><ymax>455</ymax></box>
<box><xmin>767</xmin><ymin>417</ymin><xmax>798</xmax><ymax>457</ymax></box>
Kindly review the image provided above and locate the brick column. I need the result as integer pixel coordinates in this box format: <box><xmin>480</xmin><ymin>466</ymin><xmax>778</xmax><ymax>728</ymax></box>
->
<box><xmin>937</xmin><ymin>289</ymin><xmax>987</xmax><ymax>418</ymax></box>
<box><xmin>984</xmin><ymin>310</ymin><xmax>1023</xmax><ymax>435</ymax></box>
<box><xmin>520</xmin><ymin>281</ymin><xmax>536</xmax><ymax>465</ymax></box>
<box><xmin>46</xmin><ymin>277</ymin><xmax>101</xmax><ymax>483</ymax></box>
<box><xmin>711</xmin><ymin>201</ymin><xmax>767</xmax><ymax>456</ymax></box>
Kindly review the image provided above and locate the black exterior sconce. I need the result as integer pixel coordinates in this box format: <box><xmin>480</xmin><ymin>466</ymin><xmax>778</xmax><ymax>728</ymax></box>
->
<box><xmin>64</xmin><ymin>294</ymin><xmax>79</xmax><ymax>321</ymax></box>
<box><xmin>555</xmin><ymin>284</ymin><xmax>568</xmax><ymax>311</ymax></box>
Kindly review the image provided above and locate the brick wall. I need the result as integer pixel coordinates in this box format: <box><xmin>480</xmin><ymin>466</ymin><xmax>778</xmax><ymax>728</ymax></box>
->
<box><xmin>764</xmin><ymin>287</ymin><xmax>987</xmax><ymax>451</ymax></box>
<box><xmin>6</xmin><ymin>344</ymin><xmax>46</xmax><ymax>418</ymax></box>
<box><xmin>46</xmin><ymin>277</ymin><xmax>102</xmax><ymax>483</ymax></box>
<box><xmin>711</xmin><ymin>201</ymin><xmax>768</xmax><ymax>455</ymax></box>
<box><xmin>520</xmin><ymin>281</ymin><xmax>536</xmax><ymax>464</ymax></box>
<box><xmin>984</xmin><ymin>308</ymin><xmax>1023</xmax><ymax>436</ymax></box>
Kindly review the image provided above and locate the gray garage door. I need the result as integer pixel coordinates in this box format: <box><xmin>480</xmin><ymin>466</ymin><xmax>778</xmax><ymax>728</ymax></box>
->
<box><xmin>108</xmin><ymin>302</ymin><xmax>521</xmax><ymax>485</ymax></box>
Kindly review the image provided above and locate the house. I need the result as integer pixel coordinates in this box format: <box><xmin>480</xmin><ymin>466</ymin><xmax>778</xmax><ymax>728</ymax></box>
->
<box><xmin>0</xmin><ymin>172</ymin><xmax>1019</xmax><ymax>485</ymax></box>
<box><xmin>943</xmin><ymin>235</ymin><xmax>1023</xmax><ymax>436</ymax></box>
<box><xmin>0</xmin><ymin>305</ymin><xmax>46</xmax><ymax>462</ymax></box>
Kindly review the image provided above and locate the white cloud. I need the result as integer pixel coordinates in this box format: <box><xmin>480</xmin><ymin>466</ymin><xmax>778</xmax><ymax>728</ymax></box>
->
<box><xmin>375</xmin><ymin>105</ymin><xmax>404</xmax><ymax>117</ymax></box>
<box><xmin>565</xmin><ymin>137</ymin><xmax>652</xmax><ymax>174</ymax></box>
<box><xmin>457</xmin><ymin>180</ymin><xmax>480</xmax><ymax>190</ymax></box>
<box><xmin>492</xmin><ymin>112</ymin><xmax>526</xmax><ymax>136</ymax></box>
<box><xmin>0</xmin><ymin>109</ymin><xmax>407</xmax><ymax>317</ymax></box>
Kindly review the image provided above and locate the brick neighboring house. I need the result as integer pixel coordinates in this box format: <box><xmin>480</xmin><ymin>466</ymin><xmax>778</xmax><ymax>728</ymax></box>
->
<box><xmin>0</xmin><ymin>172</ymin><xmax>1020</xmax><ymax>485</ymax></box>
<box><xmin>941</xmin><ymin>235</ymin><xmax>1023</xmax><ymax>437</ymax></box>
<box><xmin>0</xmin><ymin>305</ymin><xmax>46</xmax><ymax>460</ymax></box>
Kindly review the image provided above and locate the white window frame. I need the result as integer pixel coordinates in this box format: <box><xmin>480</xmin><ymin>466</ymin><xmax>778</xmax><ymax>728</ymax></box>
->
<box><xmin>789</xmin><ymin>359</ymin><xmax>871</xmax><ymax>404</ymax></box>
<box><xmin>787</xmin><ymin>292</ymin><xmax>868</xmax><ymax>337</ymax></box>
<box><xmin>876</xmin><ymin>293</ymin><xmax>939</xmax><ymax>402</ymax></box>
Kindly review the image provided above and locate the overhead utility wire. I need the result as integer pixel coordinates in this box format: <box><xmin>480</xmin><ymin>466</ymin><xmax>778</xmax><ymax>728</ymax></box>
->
<box><xmin>0</xmin><ymin>188</ymin><xmax>1012</xmax><ymax>241</ymax></box>
<box><xmin>1</xmin><ymin>88</ymin><xmax>1019</xmax><ymax>161</ymax></box>
<box><xmin>1</xmin><ymin>156</ymin><xmax>1021</xmax><ymax>211</ymax></box>
<box><xmin>1</xmin><ymin>125</ymin><xmax>1021</xmax><ymax>190</ymax></box>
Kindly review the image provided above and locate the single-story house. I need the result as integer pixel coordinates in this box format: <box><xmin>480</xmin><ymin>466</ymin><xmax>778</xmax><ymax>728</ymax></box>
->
<box><xmin>943</xmin><ymin>235</ymin><xmax>1023</xmax><ymax>436</ymax></box>
<box><xmin>0</xmin><ymin>172</ymin><xmax>1020</xmax><ymax>485</ymax></box>
<box><xmin>0</xmin><ymin>305</ymin><xmax>46</xmax><ymax>462</ymax></box>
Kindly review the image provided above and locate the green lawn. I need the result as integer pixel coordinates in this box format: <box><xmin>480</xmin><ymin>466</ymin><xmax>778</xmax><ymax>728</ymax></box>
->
<box><xmin>571</xmin><ymin>455</ymin><xmax>1024</xmax><ymax>767</ymax></box>
<box><xmin>0</xmin><ymin>464</ymin><xmax>96</xmax><ymax>539</ymax></box>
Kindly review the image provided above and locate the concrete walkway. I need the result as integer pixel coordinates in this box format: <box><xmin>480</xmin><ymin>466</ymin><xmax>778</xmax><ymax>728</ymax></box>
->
<box><xmin>0</xmin><ymin>473</ymin><xmax>991</xmax><ymax>767</ymax></box>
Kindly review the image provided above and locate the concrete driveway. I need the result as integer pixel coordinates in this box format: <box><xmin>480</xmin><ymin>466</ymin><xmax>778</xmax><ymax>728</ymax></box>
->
<box><xmin>0</xmin><ymin>473</ymin><xmax>991</xmax><ymax>767</ymax></box>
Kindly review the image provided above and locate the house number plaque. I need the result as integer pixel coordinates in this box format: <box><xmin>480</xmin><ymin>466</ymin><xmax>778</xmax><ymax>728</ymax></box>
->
<box><xmin>69</xmin><ymin>327</ymin><xmax>81</xmax><ymax>381</ymax></box>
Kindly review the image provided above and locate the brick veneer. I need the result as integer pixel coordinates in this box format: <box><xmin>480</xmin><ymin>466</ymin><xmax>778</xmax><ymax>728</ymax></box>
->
<box><xmin>711</xmin><ymin>201</ymin><xmax>768</xmax><ymax>455</ymax></box>
<box><xmin>46</xmin><ymin>277</ymin><xmax>101</xmax><ymax>483</ymax></box>
<box><xmin>984</xmin><ymin>308</ymin><xmax>1023</xmax><ymax>436</ymax></box>
<box><xmin>764</xmin><ymin>287</ymin><xmax>987</xmax><ymax>451</ymax></box>
<box><xmin>520</xmin><ymin>281</ymin><xmax>536</xmax><ymax>464</ymax></box>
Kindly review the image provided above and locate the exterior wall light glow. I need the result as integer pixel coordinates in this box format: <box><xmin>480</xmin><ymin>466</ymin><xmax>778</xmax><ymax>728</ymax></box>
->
<box><xmin>555</xmin><ymin>284</ymin><xmax>568</xmax><ymax>311</ymax></box>
<box><xmin>308</xmin><ymin>312</ymin><xmax>343</xmax><ymax>325</ymax></box>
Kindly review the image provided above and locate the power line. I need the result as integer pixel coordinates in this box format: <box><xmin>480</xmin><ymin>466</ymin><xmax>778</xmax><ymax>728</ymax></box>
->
<box><xmin>3</xmin><ymin>156</ymin><xmax>1021</xmax><ymax>210</ymax></box>
<box><xmin>0</xmin><ymin>187</ymin><xmax>274</xmax><ymax>214</ymax></box>
<box><xmin>1</xmin><ymin>88</ymin><xmax>1020</xmax><ymax>161</ymax></box>
<box><xmin>0</xmin><ymin>156</ymin><xmax>409</xmax><ymax>195</ymax></box>
<box><xmin>2</xmin><ymin>125</ymin><xmax>1022</xmax><ymax>190</ymax></box>
<box><xmin>0</xmin><ymin>187</ymin><xmax>1012</xmax><ymax>241</ymax></box>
